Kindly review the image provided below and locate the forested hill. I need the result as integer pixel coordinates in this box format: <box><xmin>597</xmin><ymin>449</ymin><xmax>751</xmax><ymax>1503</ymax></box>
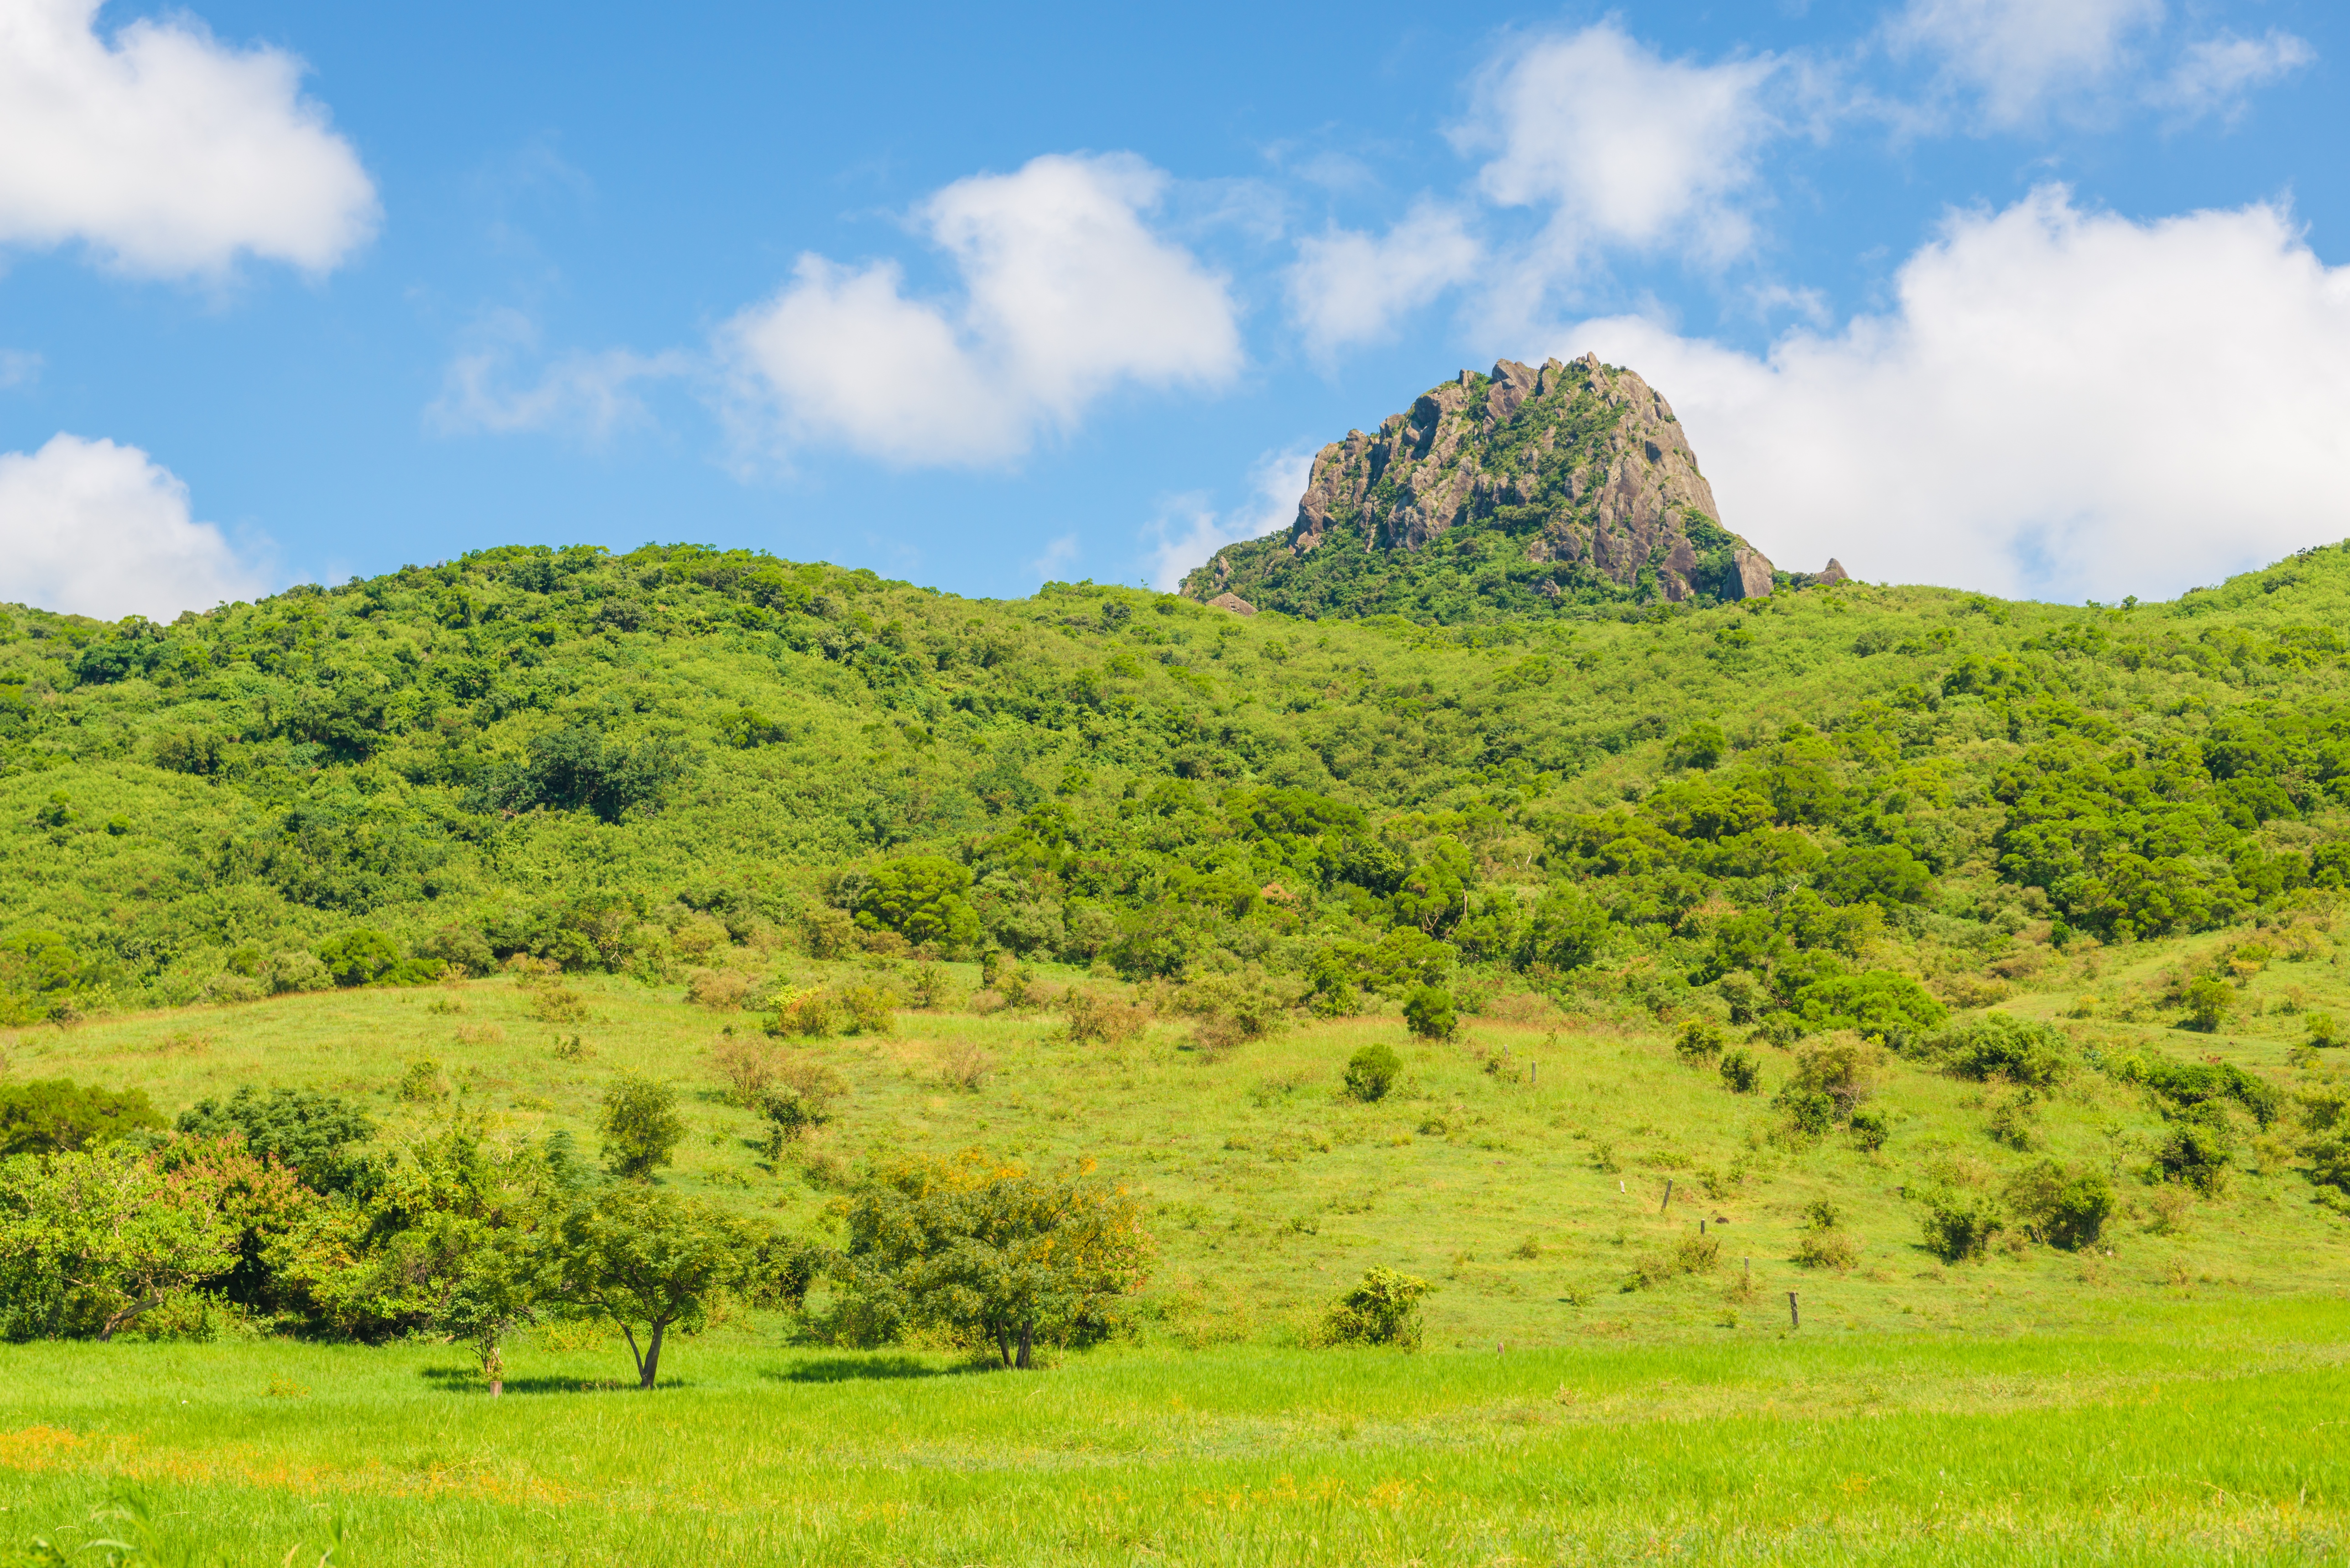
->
<box><xmin>4</xmin><ymin>538</ymin><xmax>2350</xmax><ymax>1028</ymax></box>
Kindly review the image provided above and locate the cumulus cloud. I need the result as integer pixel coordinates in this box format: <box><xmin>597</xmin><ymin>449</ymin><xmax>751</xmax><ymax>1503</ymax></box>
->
<box><xmin>1888</xmin><ymin>0</ymin><xmax>2164</xmax><ymax>127</ymax></box>
<box><xmin>721</xmin><ymin>152</ymin><xmax>1242</xmax><ymax>467</ymax></box>
<box><xmin>1458</xmin><ymin>23</ymin><xmax>1780</xmax><ymax>269</ymax></box>
<box><xmin>2149</xmin><ymin>30</ymin><xmax>2315</xmax><ymax>125</ymax></box>
<box><xmin>1557</xmin><ymin>187</ymin><xmax>2350</xmax><ymax>603</ymax></box>
<box><xmin>1142</xmin><ymin>447</ymin><xmax>1314</xmax><ymax>592</ymax></box>
<box><xmin>0</xmin><ymin>434</ymin><xmax>272</xmax><ymax>618</ymax></box>
<box><xmin>427</xmin><ymin>311</ymin><xmax>689</xmax><ymax>443</ymax></box>
<box><xmin>1287</xmin><ymin>200</ymin><xmax>1482</xmax><ymax>361</ymax></box>
<box><xmin>0</xmin><ymin>0</ymin><xmax>376</xmax><ymax>275</ymax></box>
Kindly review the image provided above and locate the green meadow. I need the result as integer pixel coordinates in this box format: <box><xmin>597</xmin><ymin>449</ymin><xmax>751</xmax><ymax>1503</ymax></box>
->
<box><xmin>1</xmin><ymin>922</ymin><xmax>2347</xmax><ymax>1563</ymax></box>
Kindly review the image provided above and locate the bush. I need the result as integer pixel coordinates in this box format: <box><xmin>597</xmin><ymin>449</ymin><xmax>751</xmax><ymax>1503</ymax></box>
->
<box><xmin>2307</xmin><ymin>1012</ymin><xmax>2339</xmax><ymax>1048</ymax></box>
<box><xmin>1794</xmin><ymin>1202</ymin><xmax>1857</xmax><ymax>1270</ymax></box>
<box><xmin>317</xmin><ymin>929</ymin><xmax>401</xmax><ymax>988</ymax></box>
<box><xmin>709</xmin><ymin>1038</ymin><xmax>780</xmax><ymax>1107</ymax></box>
<box><xmin>758</xmin><ymin>1062</ymin><xmax>843</xmax><ymax>1158</ymax></box>
<box><xmin>1928</xmin><ymin>1014</ymin><xmax>2071</xmax><ymax>1086</ymax></box>
<box><xmin>2003</xmin><ymin>1161</ymin><xmax>2113</xmax><ymax>1250</ymax></box>
<box><xmin>838</xmin><ymin>985</ymin><xmax>896</xmax><ymax>1037</ymax></box>
<box><xmin>1314</xmin><ymin>1266</ymin><xmax>1433</xmax><ymax>1348</ymax></box>
<box><xmin>2153</xmin><ymin>1121</ymin><xmax>2233</xmax><ymax>1194</ymax></box>
<box><xmin>413</xmin><ymin>924</ymin><xmax>494</xmax><ymax>977</ymax></box>
<box><xmin>766</xmin><ymin>989</ymin><xmax>836</xmax><ymax>1039</ymax></box>
<box><xmin>1920</xmin><ymin>1191</ymin><xmax>2003</xmax><ymax>1262</ymax></box>
<box><xmin>599</xmin><ymin>1074</ymin><xmax>685</xmax><ymax>1180</ymax></box>
<box><xmin>1674</xmin><ymin>1020</ymin><xmax>1726</xmax><ymax>1066</ymax></box>
<box><xmin>260</xmin><ymin>951</ymin><xmax>333</xmax><ymax>996</ymax></box>
<box><xmin>0</xmin><ymin>1080</ymin><xmax>165</xmax><ymax>1155</ymax></box>
<box><xmin>910</xmin><ymin>964</ymin><xmax>953</xmax><ymax>1010</ymax></box>
<box><xmin>1403</xmin><ymin>986</ymin><xmax>1456</xmax><ymax>1041</ymax></box>
<box><xmin>1776</xmin><ymin>1086</ymin><xmax>1836</xmax><ymax>1136</ymax></box>
<box><xmin>1719</xmin><ymin>1048</ymin><xmax>1761</xmax><ymax>1094</ymax></box>
<box><xmin>397</xmin><ymin>1060</ymin><xmax>448</xmax><ymax>1104</ymax></box>
<box><xmin>686</xmin><ymin>970</ymin><xmax>753</xmax><ymax>1011</ymax></box>
<box><xmin>175</xmin><ymin>1085</ymin><xmax>375</xmax><ymax>1194</ymax></box>
<box><xmin>1343</xmin><ymin>1044</ymin><xmax>1402</xmax><ymax>1102</ymax></box>
<box><xmin>1849</xmin><ymin>1106</ymin><xmax>1890</xmax><ymax>1152</ymax></box>
<box><xmin>2180</xmin><ymin>977</ymin><xmax>2235</xmax><ymax>1033</ymax></box>
<box><xmin>1061</xmin><ymin>988</ymin><xmax>1150</xmax><ymax>1044</ymax></box>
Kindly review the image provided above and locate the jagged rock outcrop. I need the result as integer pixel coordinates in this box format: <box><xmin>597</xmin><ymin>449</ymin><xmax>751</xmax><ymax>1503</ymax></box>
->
<box><xmin>1186</xmin><ymin>355</ymin><xmax>1781</xmax><ymax>619</ymax></box>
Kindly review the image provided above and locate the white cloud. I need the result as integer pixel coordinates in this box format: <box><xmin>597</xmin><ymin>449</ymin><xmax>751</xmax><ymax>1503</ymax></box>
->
<box><xmin>721</xmin><ymin>152</ymin><xmax>1243</xmax><ymax>467</ymax></box>
<box><xmin>1888</xmin><ymin>0</ymin><xmax>2164</xmax><ymax>127</ymax></box>
<box><xmin>427</xmin><ymin>310</ymin><xmax>688</xmax><ymax>443</ymax></box>
<box><xmin>0</xmin><ymin>0</ymin><xmax>376</xmax><ymax>275</ymax></box>
<box><xmin>1458</xmin><ymin>23</ymin><xmax>1779</xmax><ymax>269</ymax></box>
<box><xmin>1142</xmin><ymin>447</ymin><xmax>1314</xmax><ymax>592</ymax></box>
<box><xmin>1287</xmin><ymin>200</ymin><xmax>1482</xmax><ymax>361</ymax></box>
<box><xmin>2149</xmin><ymin>30</ymin><xmax>2315</xmax><ymax>125</ymax></box>
<box><xmin>1557</xmin><ymin>187</ymin><xmax>2350</xmax><ymax>603</ymax></box>
<box><xmin>0</xmin><ymin>433</ymin><xmax>272</xmax><ymax>618</ymax></box>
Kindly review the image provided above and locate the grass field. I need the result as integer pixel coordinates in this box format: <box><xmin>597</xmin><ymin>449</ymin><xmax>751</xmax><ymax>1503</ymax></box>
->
<box><xmin>4</xmin><ymin>1304</ymin><xmax>2348</xmax><ymax>1564</ymax></box>
<box><xmin>4</xmin><ymin>923</ymin><xmax>2349</xmax><ymax>1562</ymax></box>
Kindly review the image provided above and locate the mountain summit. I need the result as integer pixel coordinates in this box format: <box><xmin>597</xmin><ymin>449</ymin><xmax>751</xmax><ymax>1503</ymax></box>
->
<box><xmin>1184</xmin><ymin>354</ymin><xmax>1788</xmax><ymax>621</ymax></box>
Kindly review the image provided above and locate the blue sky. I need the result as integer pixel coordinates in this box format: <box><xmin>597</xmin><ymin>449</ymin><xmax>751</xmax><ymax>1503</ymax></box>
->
<box><xmin>1</xmin><ymin>0</ymin><xmax>2344</xmax><ymax>618</ymax></box>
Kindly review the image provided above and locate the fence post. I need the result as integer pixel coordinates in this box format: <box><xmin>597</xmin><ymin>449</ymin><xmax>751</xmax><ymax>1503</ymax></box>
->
<box><xmin>1787</xmin><ymin>1291</ymin><xmax>1800</xmax><ymax>1330</ymax></box>
<box><xmin>1659</xmin><ymin>1179</ymin><xmax>1673</xmax><ymax>1215</ymax></box>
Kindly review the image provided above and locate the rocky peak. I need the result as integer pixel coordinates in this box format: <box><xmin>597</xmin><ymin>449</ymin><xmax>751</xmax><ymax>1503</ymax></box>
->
<box><xmin>1192</xmin><ymin>355</ymin><xmax>1780</xmax><ymax>614</ymax></box>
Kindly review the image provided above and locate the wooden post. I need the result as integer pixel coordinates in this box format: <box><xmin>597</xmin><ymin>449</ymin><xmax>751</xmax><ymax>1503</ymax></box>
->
<box><xmin>1787</xmin><ymin>1291</ymin><xmax>1799</xmax><ymax>1330</ymax></box>
<box><xmin>1530</xmin><ymin>1062</ymin><xmax>1538</xmax><ymax>1088</ymax></box>
<box><xmin>1699</xmin><ymin>1219</ymin><xmax>1706</xmax><ymax>1235</ymax></box>
<box><xmin>1659</xmin><ymin>1179</ymin><xmax>1673</xmax><ymax>1215</ymax></box>
<box><xmin>1744</xmin><ymin>1256</ymin><xmax>1752</xmax><ymax>1287</ymax></box>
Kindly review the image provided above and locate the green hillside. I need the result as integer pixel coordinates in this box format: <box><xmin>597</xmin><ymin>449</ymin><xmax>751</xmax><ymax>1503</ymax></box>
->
<box><xmin>5</xmin><ymin>537</ymin><xmax>2350</xmax><ymax>1035</ymax></box>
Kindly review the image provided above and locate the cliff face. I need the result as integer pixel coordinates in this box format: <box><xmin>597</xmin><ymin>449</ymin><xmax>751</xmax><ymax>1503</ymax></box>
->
<box><xmin>1185</xmin><ymin>355</ymin><xmax>1779</xmax><ymax>619</ymax></box>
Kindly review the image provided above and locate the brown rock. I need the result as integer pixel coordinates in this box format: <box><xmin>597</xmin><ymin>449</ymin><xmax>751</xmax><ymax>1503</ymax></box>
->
<box><xmin>1818</xmin><ymin>558</ymin><xmax>1850</xmax><ymax>584</ymax></box>
<box><xmin>1206</xmin><ymin>592</ymin><xmax>1257</xmax><ymax>616</ymax></box>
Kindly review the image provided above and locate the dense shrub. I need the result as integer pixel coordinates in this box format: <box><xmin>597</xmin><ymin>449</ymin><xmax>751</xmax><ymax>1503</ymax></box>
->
<box><xmin>1719</xmin><ymin>1048</ymin><xmax>1761</xmax><ymax>1094</ymax></box>
<box><xmin>1403</xmin><ymin>986</ymin><xmax>1456</xmax><ymax>1041</ymax></box>
<box><xmin>2153</xmin><ymin>1121</ymin><xmax>2234</xmax><ymax>1194</ymax></box>
<box><xmin>1343</xmin><ymin>1044</ymin><xmax>1402</xmax><ymax>1102</ymax></box>
<box><xmin>1674</xmin><ymin>1020</ymin><xmax>1726</xmax><ymax>1066</ymax></box>
<box><xmin>2002</xmin><ymin>1161</ymin><xmax>2113</xmax><ymax>1250</ymax></box>
<box><xmin>856</xmin><ymin>856</ymin><xmax>983</xmax><ymax>954</ymax></box>
<box><xmin>1314</xmin><ymin>1266</ymin><xmax>1433</xmax><ymax>1348</ymax></box>
<box><xmin>2179</xmin><ymin>978</ymin><xmax>2236</xmax><ymax>1033</ymax></box>
<box><xmin>1928</xmin><ymin>1015</ymin><xmax>2071</xmax><ymax>1087</ymax></box>
<box><xmin>175</xmin><ymin>1086</ymin><xmax>375</xmax><ymax>1194</ymax></box>
<box><xmin>1920</xmin><ymin>1191</ymin><xmax>2003</xmax><ymax>1262</ymax></box>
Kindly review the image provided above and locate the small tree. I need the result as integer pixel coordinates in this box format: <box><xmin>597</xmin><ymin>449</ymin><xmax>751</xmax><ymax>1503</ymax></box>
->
<box><xmin>1315</xmin><ymin>1266</ymin><xmax>1434</xmax><ymax>1349</ymax></box>
<box><xmin>1403</xmin><ymin>986</ymin><xmax>1456</xmax><ymax>1041</ymax></box>
<box><xmin>0</xmin><ymin>1144</ymin><xmax>238</xmax><ymax>1339</ymax></box>
<box><xmin>549</xmin><ymin>1186</ymin><xmax>758</xmax><ymax>1389</ymax></box>
<box><xmin>855</xmin><ymin>856</ymin><xmax>983</xmax><ymax>953</ymax></box>
<box><xmin>598</xmin><ymin>1075</ymin><xmax>684</xmax><ymax>1180</ymax></box>
<box><xmin>837</xmin><ymin>1153</ymin><xmax>1154</xmax><ymax>1369</ymax></box>
<box><xmin>2181</xmin><ymin>978</ymin><xmax>2235</xmax><ymax>1033</ymax></box>
<box><xmin>1343</xmin><ymin>1044</ymin><xmax>1401</xmax><ymax>1102</ymax></box>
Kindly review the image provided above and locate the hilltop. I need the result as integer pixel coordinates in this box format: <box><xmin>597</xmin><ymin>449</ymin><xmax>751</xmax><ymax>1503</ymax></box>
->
<box><xmin>1182</xmin><ymin>355</ymin><xmax>1815</xmax><ymax>622</ymax></box>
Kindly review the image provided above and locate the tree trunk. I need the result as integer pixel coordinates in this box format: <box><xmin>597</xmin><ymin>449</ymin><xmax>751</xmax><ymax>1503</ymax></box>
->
<box><xmin>639</xmin><ymin>1319</ymin><xmax>666</xmax><ymax>1389</ymax></box>
<box><xmin>98</xmin><ymin>1294</ymin><xmax>165</xmax><ymax>1343</ymax></box>
<box><xmin>993</xmin><ymin>1328</ymin><xmax>1012</xmax><ymax>1367</ymax></box>
<box><xmin>484</xmin><ymin>1340</ymin><xmax>504</xmax><ymax>1397</ymax></box>
<box><xmin>1015</xmin><ymin>1321</ymin><xmax>1033</xmax><ymax>1370</ymax></box>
